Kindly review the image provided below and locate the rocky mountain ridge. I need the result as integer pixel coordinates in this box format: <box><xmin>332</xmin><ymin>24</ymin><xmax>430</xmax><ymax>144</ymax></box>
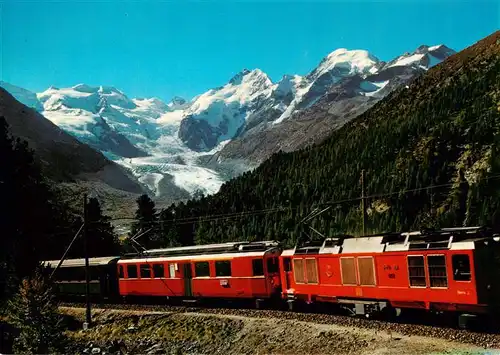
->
<box><xmin>215</xmin><ymin>43</ymin><xmax>456</xmax><ymax>163</ymax></box>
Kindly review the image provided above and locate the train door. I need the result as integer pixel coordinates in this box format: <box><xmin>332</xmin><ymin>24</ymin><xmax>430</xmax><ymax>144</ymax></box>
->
<box><xmin>99</xmin><ymin>267</ymin><xmax>108</xmax><ymax>299</ymax></box>
<box><xmin>473</xmin><ymin>246</ymin><xmax>500</xmax><ymax>310</ymax></box>
<box><xmin>283</xmin><ymin>257</ymin><xmax>292</xmax><ymax>290</ymax></box>
<box><xmin>263</xmin><ymin>254</ymin><xmax>280</xmax><ymax>295</ymax></box>
<box><xmin>183</xmin><ymin>263</ymin><xmax>193</xmax><ymax>297</ymax></box>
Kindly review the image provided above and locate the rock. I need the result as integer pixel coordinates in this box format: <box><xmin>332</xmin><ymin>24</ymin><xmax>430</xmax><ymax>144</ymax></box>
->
<box><xmin>107</xmin><ymin>340</ymin><xmax>122</xmax><ymax>354</ymax></box>
<box><xmin>91</xmin><ymin>347</ymin><xmax>101</xmax><ymax>354</ymax></box>
<box><xmin>145</xmin><ymin>343</ymin><xmax>163</xmax><ymax>354</ymax></box>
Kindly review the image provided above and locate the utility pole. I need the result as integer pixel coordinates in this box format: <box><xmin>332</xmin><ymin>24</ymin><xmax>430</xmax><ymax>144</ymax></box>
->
<box><xmin>361</xmin><ymin>170</ymin><xmax>367</xmax><ymax>236</ymax></box>
<box><xmin>430</xmin><ymin>181</ymin><xmax>435</xmax><ymax>217</ymax></box>
<box><xmin>83</xmin><ymin>193</ymin><xmax>91</xmax><ymax>329</ymax></box>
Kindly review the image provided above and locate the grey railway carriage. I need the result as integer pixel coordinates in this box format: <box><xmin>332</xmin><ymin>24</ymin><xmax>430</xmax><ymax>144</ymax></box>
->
<box><xmin>42</xmin><ymin>256</ymin><xmax>120</xmax><ymax>300</ymax></box>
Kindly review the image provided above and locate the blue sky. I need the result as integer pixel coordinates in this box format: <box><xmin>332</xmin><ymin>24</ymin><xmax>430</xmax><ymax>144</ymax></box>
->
<box><xmin>1</xmin><ymin>0</ymin><xmax>498</xmax><ymax>102</ymax></box>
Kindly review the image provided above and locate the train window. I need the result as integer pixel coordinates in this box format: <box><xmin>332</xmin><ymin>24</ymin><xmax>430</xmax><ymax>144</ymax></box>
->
<box><xmin>169</xmin><ymin>263</ymin><xmax>177</xmax><ymax>278</ymax></box>
<box><xmin>267</xmin><ymin>257</ymin><xmax>279</xmax><ymax>273</ymax></box>
<box><xmin>305</xmin><ymin>258</ymin><xmax>318</xmax><ymax>284</ymax></box>
<box><xmin>153</xmin><ymin>264</ymin><xmax>164</xmax><ymax>278</ymax></box>
<box><xmin>293</xmin><ymin>259</ymin><xmax>305</xmax><ymax>283</ymax></box>
<box><xmin>341</xmin><ymin>257</ymin><xmax>357</xmax><ymax>285</ymax></box>
<box><xmin>140</xmin><ymin>264</ymin><xmax>152</xmax><ymax>278</ymax></box>
<box><xmin>119</xmin><ymin>265</ymin><xmax>124</xmax><ymax>279</ymax></box>
<box><xmin>56</xmin><ymin>268</ymin><xmax>67</xmax><ymax>281</ymax></box>
<box><xmin>252</xmin><ymin>259</ymin><xmax>264</xmax><ymax>276</ymax></box>
<box><xmin>428</xmin><ymin>255</ymin><xmax>447</xmax><ymax>288</ymax></box>
<box><xmin>195</xmin><ymin>262</ymin><xmax>210</xmax><ymax>277</ymax></box>
<box><xmin>70</xmin><ymin>268</ymin><xmax>85</xmax><ymax>281</ymax></box>
<box><xmin>215</xmin><ymin>260</ymin><xmax>232</xmax><ymax>277</ymax></box>
<box><xmin>283</xmin><ymin>258</ymin><xmax>291</xmax><ymax>272</ymax></box>
<box><xmin>408</xmin><ymin>256</ymin><xmax>426</xmax><ymax>287</ymax></box>
<box><xmin>357</xmin><ymin>257</ymin><xmax>376</xmax><ymax>286</ymax></box>
<box><xmin>127</xmin><ymin>265</ymin><xmax>138</xmax><ymax>278</ymax></box>
<box><xmin>452</xmin><ymin>255</ymin><xmax>471</xmax><ymax>281</ymax></box>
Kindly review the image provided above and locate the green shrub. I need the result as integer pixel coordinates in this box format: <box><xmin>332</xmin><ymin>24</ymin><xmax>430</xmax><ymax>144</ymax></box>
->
<box><xmin>8</xmin><ymin>266</ymin><xmax>66</xmax><ymax>354</ymax></box>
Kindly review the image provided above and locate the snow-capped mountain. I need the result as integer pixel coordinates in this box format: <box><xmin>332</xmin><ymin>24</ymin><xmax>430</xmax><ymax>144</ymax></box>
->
<box><xmin>0</xmin><ymin>43</ymin><xmax>455</xmax><ymax>199</ymax></box>
<box><xmin>179</xmin><ymin>68</ymin><xmax>274</xmax><ymax>151</ymax></box>
<box><xmin>179</xmin><ymin>49</ymin><xmax>382</xmax><ymax>151</ymax></box>
<box><xmin>383</xmin><ymin>44</ymin><xmax>456</xmax><ymax>70</ymax></box>
<box><xmin>0</xmin><ymin>81</ymin><xmax>44</xmax><ymax>112</ymax></box>
<box><xmin>215</xmin><ymin>44</ymin><xmax>456</xmax><ymax>163</ymax></box>
<box><xmin>179</xmin><ymin>45</ymin><xmax>454</xmax><ymax>153</ymax></box>
<box><xmin>1</xmin><ymin>82</ymin><xmax>226</xmax><ymax>198</ymax></box>
<box><xmin>37</xmin><ymin>84</ymin><xmax>162</xmax><ymax>156</ymax></box>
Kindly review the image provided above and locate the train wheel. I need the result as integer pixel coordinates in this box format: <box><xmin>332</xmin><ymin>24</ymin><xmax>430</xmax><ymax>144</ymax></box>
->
<box><xmin>287</xmin><ymin>300</ymin><xmax>296</xmax><ymax>312</ymax></box>
<box><xmin>255</xmin><ymin>299</ymin><xmax>265</xmax><ymax>310</ymax></box>
<box><xmin>458</xmin><ymin>313</ymin><xmax>478</xmax><ymax>330</ymax></box>
<box><xmin>381</xmin><ymin>306</ymin><xmax>398</xmax><ymax>321</ymax></box>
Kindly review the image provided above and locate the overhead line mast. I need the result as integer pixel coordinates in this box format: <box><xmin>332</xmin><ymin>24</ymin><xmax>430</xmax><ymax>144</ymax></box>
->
<box><xmin>83</xmin><ymin>194</ymin><xmax>91</xmax><ymax>329</ymax></box>
<box><xmin>361</xmin><ymin>169</ymin><xmax>368</xmax><ymax>236</ymax></box>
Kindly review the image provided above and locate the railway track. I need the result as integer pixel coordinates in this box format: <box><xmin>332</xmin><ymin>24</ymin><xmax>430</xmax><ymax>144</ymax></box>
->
<box><xmin>60</xmin><ymin>300</ymin><xmax>500</xmax><ymax>349</ymax></box>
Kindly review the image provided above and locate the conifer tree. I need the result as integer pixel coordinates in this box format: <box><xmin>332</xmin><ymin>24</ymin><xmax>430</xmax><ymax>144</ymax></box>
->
<box><xmin>131</xmin><ymin>194</ymin><xmax>159</xmax><ymax>248</ymax></box>
<box><xmin>85</xmin><ymin>197</ymin><xmax>119</xmax><ymax>257</ymax></box>
<box><xmin>8</xmin><ymin>265</ymin><xmax>66</xmax><ymax>354</ymax></box>
<box><xmin>0</xmin><ymin>117</ymin><xmax>54</xmax><ymax>299</ymax></box>
<box><xmin>0</xmin><ymin>117</ymin><xmax>78</xmax><ymax>301</ymax></box>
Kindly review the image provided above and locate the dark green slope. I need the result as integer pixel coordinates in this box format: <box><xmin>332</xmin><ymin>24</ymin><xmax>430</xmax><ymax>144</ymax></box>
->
<box><xmin>160</xmin><ymin>31</ymin><xmax>500</xmax><ymax>247</ymax></box>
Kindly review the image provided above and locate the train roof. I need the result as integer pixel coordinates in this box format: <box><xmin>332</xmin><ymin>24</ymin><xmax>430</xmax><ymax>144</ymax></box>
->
<box><xmin>42</xmin><ymin>256</ymin><xmax>120</xmax><ymax>268</ymax></box>
<box><xmin>117</xmin><ymin>249</ymin><xmax>280</xmax><ymax>264</ymax></box>
<box><xmin>122</xmin><ymin>240</ymin><xmax>280</xmax><ymax>259</ymax></box>
<box><xmin>290</xmin><ymin>227</ymin><xmax>500</xmax><ymax>255</ymax></box>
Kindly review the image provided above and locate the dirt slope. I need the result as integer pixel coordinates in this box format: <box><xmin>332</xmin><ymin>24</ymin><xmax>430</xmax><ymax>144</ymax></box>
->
<box><xmin>62</xmin><ymin>307</ymin><xmax>491</xmax><ymax>355</ymax></box>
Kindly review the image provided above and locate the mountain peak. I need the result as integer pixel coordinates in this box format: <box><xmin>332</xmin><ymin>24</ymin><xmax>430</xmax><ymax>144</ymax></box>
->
<box><xmin>72</xmin><ymin>83</ymin><xmax>98</xmax><ymax>93</ymax></box>
<box><xmin>427</xmin><ymin>44</ymin><xmax>445</xmax><ymax>51</ymax></box>
<box><xmin>229</xmin><ymin>69</ymin><xmax>250</xmax><ymax>85</ymax></box>
<box><xmin>228</xmin><ymin>68</ymin><xmax>268</xmax><ymax>85</ymax></box>
<box><xmin>311</xmin><ymin>48</ymin><xmax>381</xmax><ymax>80</ymax></box>
<box><xmin>325</xmin><ymin>48</ymin><xmax>380</xmax><ymax>63</ymax></box>
<box><xmin>427</xmin><ymin>44</ymin><xmax>456</xmax><ymax>57</ymax></box>
<box><xmin>168</xmin><ymin>96</ymin><xmax>188</xmax><ymax>110</ymax></box>
<box><xmin>170</xmin><ymin>96</ymin><xmax>186</xmax><ymax>105</ymax></box>
<box><xmin>98</xmin><ymin>85</ymin><xmax>125</xmax><ymax>95</ymax></box>
<box><xmin>415</xmin><ymin>44</ymin><xmax>446</xmax><ymax>53</ymax></box>
<box><xmin>383</xmin><ymin>43</ymin><xmax>456</xmax><ymax>70</ymax></box>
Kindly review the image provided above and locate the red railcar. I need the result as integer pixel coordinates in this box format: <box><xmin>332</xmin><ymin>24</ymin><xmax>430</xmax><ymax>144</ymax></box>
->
<box><xmin>117</xmin><ymin>241</ymin><xmax>282</xmax><ymax>305</ymax></box>
<box><xmin>279</xmin><ymin>227</ymin><xmax>500</xmax><ymax>319</ymax></box>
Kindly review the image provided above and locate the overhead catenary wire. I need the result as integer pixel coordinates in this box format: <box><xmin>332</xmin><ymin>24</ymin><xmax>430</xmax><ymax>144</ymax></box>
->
<box><xmin>86</xmin><ymin>173</ymin><xmax>500</xmax><ymax>226</ymax></box>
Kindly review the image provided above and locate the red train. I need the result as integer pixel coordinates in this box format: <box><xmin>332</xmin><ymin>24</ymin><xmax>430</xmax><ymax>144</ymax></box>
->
<box><xmin>117</xmin><ymin>241</ymin><xmax>282</xmax><ymax>307</ymax></box>
<box><xmin>280</xmin><ymin>227</ymin><xmax>500</xmax><ymax>318</ymax></box>
<box><xmin>43</xmin><ymin>226</ymin><xmax>500</xmax><ymax>328</ymax></box>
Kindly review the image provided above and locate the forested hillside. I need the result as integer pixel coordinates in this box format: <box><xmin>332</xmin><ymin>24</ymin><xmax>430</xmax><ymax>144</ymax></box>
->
<box><xmin>0</xmin><ymin>116</ymin><xmax>120</xmax><ymax>303</ymax></box>
<box><xmin>149</xmin><ymin>31</ymin><xmax>500</xmax><ymax>248</ymax></box>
